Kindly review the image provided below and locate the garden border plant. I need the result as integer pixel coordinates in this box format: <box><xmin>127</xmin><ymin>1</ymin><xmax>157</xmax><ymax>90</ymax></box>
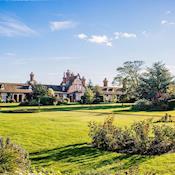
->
<box><xmin>0</xmin><ymin>137</ymin><xmax>30</xmax><ymax>174</ymax></box>
<box><xmin>88</xmin><ymin>116</ymin><xmax>175</xmax><ymax>155</ymax></box>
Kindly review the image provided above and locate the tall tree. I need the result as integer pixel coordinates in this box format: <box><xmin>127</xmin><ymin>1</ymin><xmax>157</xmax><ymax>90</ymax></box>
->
<box><xmin>84</xmin><ymin>87</ymin><xmax>95</xmax><ymax>104</ymax></box>
<box><xmin>93</xmin><ymin>85</ymin><xmax>104</xmax><ymax>103</ymax></box>
<box><xmin>137</xmin><ymin>62</ymin><xmax>174</xmax><ymax>102</ymax></box>
<box><xmin>32</xmin><ymin>84</ymin><xmax>47</xmax><ymax>99</ymax></box>
<box><xmin>47</xmin><ymin>88</ymin><xmax>55</xmax><ymax>97</ymax></box>
<box><xmin>113</xmin><ymin>60</ymin><xmax>144</xmax><ymax>101</ymax></box>
<box><xmin>87</xmin><ymin>79</ymin><xmax>93</xmax><ymax>89</ymax></box>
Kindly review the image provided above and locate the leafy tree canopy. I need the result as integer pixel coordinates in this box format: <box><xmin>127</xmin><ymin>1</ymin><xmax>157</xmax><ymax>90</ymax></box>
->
<box><xmin>32</xmin><ymin>84</ymin><xmax>47</xmax><ymax>99</ymax></box>
<box><xmin>138</xmin><ymin>62</ymin><xmax>174</xmax><ymax>101</ymax></box>
<box><xmin>113</xmin><ymin>60</ymin><xmax>144</xmax><ymax>100</ymax></box>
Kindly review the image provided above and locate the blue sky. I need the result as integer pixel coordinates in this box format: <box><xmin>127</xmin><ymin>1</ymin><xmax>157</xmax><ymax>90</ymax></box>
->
<box><xmin>0</xmin><ymin>0</ymin><xmax>175</xmax><ymax>86</ymax></box>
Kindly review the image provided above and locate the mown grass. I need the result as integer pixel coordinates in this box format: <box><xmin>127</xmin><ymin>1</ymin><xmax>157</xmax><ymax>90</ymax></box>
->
<box><xmin>0</xmin><ymin>103</ymin><xmax>175</xmax><ymax>174</ymax></box>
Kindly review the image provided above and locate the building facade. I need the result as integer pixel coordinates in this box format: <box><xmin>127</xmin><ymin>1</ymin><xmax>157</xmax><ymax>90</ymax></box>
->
<box><xmin>0</xmin><ymin>70</ymin><xmax>86</xmax><ymax>103</ymax></box>
<box><xmin>0</xmin><ymin>70</ymin><xmax>121</xmax><ymax>103</ymax></box>
<box><xmin>101</xmin><ymin>77</ymin><xmax>123</xmax><ymax>102</ymax></box>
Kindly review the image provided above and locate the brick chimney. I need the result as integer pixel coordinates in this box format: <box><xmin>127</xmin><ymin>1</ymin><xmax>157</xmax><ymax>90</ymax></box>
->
<box><xmin>62</xmin><ymin>72</ymin><xmax>66</xmax><ymax>84</ymax></box>
<box><xmin>28</xmin><ymin>72</ymin><xmax>37</xmax><ymax>85</ymax></box>
<box><xmin>103</xmin><ymin>78</ymin><xmax>108</xmax><ymax>87</ymax></box>
<box><xmin>66</xmin><ymin>69</ymin><xmax>71</xmax><ymax>81</ymax></box>
<box><xmin>30</xmin><ymin>72</ymin><xmax>35</xmax><ymax>82</ymax></box>
<box><xmin>82</xmin><ymin>76</ymin><xmax>86</xmax><ymax>86</ymax></box>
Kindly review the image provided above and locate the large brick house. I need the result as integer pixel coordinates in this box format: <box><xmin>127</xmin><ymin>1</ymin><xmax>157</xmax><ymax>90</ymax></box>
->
<box><xmin>0</xmin><ymin>70</ymin><xmax>86</xmax><ymax>103</ymax></box>
<box><xmin>0</xmin><ymin>70</ymin><xmax>122</xmax><ymax>103</ymax></box>
<box><xmin>45</xmin><ymin>70</ymin><xmax>86</xmax><ymax>102</ymax></box>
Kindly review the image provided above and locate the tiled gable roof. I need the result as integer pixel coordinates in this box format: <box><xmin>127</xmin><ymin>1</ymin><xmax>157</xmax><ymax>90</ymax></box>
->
<box><xmin>0</xmin><ymin>83</ymin><xmax>32</xmax><ymax>93</ymax></box>
<box><xmin>101</xmin><ymin>86</ymin><xmax>123</xmax><ymax>95</ymax></box>
<box><xmin>44</xmin><ymin>84</ymin><xmax>63</xmax><ymax>92</ymax></box>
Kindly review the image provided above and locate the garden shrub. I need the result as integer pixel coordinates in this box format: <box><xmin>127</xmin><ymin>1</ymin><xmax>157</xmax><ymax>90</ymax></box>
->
<box><xmin>20</xmin><ymin>99</ymin><xmax>38</xmax><ymax>106</ymax></box>
<box><xmin>20</xmin><ymin>96</ymin><xmax>56</xmax><ymax>106</ymax></box>
<box><xmin>0</xmin><ymin>137</ymin><xmax>30</xmax><ymax>174</ymax></box>
<box><xmin>89</xmin><ymin>117</ymin><xmax>135</xmax><ymax>153</ymax></box>
<box><xmin>151</xmin><ymin>100</ymin><xmax>169</xmax><ymax>111</ymax></box>
<box><xmin>132</xmin><ymin>99</ymin><xmax>152</xmax><ymax>111</ymax></box>
<box><xmin>131</xmin><ymin>120</ymin><xmax>152</xmax><ymax>154</ymax></box>
<box><xmin>29</xmin><ymin>99</ymin><xmax>39</xmax><ymax>106</ymax></box>
<box><xmin>40</xmin><ymin>96</ymin><xmax>55</xmax><ymax>105</ymax></box>
<box><xmin>63</xmin><ymin>97</ymin><xmax>70</xmax><ymax>104</ymax></box>
<box><xmin>89</xmin><ymin>116</ymin><xmax>175</xmax><ymax>155</ymax></box>
<box><xmin>19</xmin><ymin>101</ymin><xmax>29</xmax><ymax>106</ymax></box>
<box><xmin>148</xmin><ymin>124</ymin><xmax>175</xmax><ymax>155</ymax></box>
<box><xmin>133</xmin><ymin>99</ymin><xmax>173</xmax><ymax>111</ymax></box>
<box><xmin>89</xmin><ymin>116</ymin><xmax>117</xmax><ymax>150</ymax></box>
<box><xmin>168</xmin><ymin>99</ymin><xmax>175</xmax><ymax>110</ymax></box>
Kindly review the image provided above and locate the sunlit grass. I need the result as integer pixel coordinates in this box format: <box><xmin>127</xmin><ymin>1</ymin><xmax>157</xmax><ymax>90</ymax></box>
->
<box><xmin>0</xmin><ymin>103</ymin><xmax>175</xmax><ymax>174</ymax></box>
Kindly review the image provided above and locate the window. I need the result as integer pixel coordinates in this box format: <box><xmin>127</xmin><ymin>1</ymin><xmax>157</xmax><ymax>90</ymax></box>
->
<box><xmin>62</xmin><ymin>86</ymin><xmax>65</xmax><ymax>91</ymax></box>
<box><xmin>0</xmin><ymin>84</ymin><xmax>5</xmax><ymax>90</ymax></box>
<box><xmin>28</xmin><ymin>86</ymin><xmax>32</xmax><ymax>90</ymax></box>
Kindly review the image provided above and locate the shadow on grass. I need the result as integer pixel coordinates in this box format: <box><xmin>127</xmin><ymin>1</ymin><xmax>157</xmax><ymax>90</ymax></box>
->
<box><xmin>0</xmin><ymin>104</ymin><xmax>20</xmax><ymax>108</ymax></box>
<box><xmin>113</xmin><ymin>109</ymin><xmax>174</xmax><ymax>118</ymax></box>
<box><xmin>40</xmin><ymin>104</ymin><xmax>131</xmax><ymax>113</ymax></box>
<box><xmin>1</xmin><ymin>104</ymin><xmax>131</xmax><ymax>113</ymax></box>
<box><xmin>30</xmin><ymin>143</ymin><xmax>151</xmax><ymax>173</ymax></box>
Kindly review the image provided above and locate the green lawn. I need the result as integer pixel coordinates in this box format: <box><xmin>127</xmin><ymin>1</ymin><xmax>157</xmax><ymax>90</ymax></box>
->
<box><xmin>0</xmin><ymin>103</ymin><xmax>175</xmax><ymax>174</ymax></box>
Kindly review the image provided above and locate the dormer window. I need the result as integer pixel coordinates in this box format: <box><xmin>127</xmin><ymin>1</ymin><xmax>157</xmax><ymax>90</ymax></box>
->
<box><xmin>62</xmin><ymin>86</ymin><xmax>65</xmax><ymax>91</ymax></box>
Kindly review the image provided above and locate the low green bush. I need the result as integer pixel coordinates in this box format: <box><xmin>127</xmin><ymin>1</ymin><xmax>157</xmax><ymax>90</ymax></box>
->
<box><xmin>132</xmin><ymin>99</ymin><xmax>152</xmax><ymax>111</ymax></box>
<box><xmin>63</xmin><ymin>98</ymin><xmax>70</xmax><ymax>104</ymax></box>
<box><xmin>89</xmin><ymin>117</ymin><xmax>175</xmax><ymax>155</ymax></box>
<box><xmin>148</xmin><ymin>124</ymin><xmax>175</xmax><ymax>155</ymax></box>
<box><xmin>151</xmin><ymin>100</ymin><xmax>169</xmax><ymax>111</ymax></box>
<box><xmin>0</xmin><ymin>137</ymin><xmax>30</xmax><ymax>174</ymax></box>
<box><xmin>168</xmin><ymin>99</ymin><xmax>175</xmax><ymax>110</ymax></box>
<box><xmin>40</xmin><ymin>96</ymin><xmax>55</xmax><ymax>105</ymax></box>
<box><xmin>20</xmin><ymin>96</ymin><xmax>56</xmax><ymax>106</ymax></box>
<box><xmin>133</xmin><ymin>99</ymin><xmax>172</xmax><ymax>111</ymax></box>
<box><xmin>28</xmin><ymin>99</ymin><xmax>38</xmax><ymax>106</ymax></box>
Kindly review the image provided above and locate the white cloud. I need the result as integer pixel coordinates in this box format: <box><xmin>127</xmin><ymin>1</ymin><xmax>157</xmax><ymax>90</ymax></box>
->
<box><xmin>77</xmin><ymin>33</ymin><xmax>87</xmax><ymax>39</ymax></box>
<box><xmin>77</xmin><ymin>31</ymin><xmax>137</xmax><ymax>47</ymax></box>
<box><xmin>77</xmin><ymin>33</ymin><xmax>112</xmax><ymax>47</ymax></box>
<box><xmin>0</xmin><ymin>15</ymin><xmax>36</xmax><ymax>37</ymax></box>
<box><xmin>50</xmin><ymin>21</ymin><xmax>76</xmax><ymax>31</ymax></box>
<box><xmin>88</xmin><ymin>35</ymin><xmax>112</xmax><ymax>46</ymax></box>
<box><xmin>161</xmin><ymin>20</ymin><xmax>175</xmax><ymax>25</ymax></box>
<box><xmin>114</xmin><ymin>32</ymin><xmax>137</xmax><ymax>39</ymax></box>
